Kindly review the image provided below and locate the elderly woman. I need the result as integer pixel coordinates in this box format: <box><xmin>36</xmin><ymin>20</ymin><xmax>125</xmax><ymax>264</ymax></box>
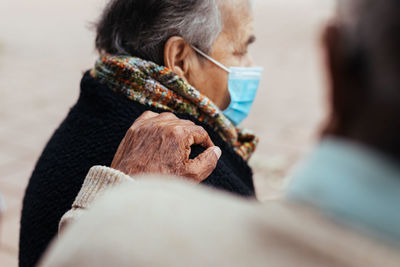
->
<box><xmin>19</xmin><ymin>0</ymin><xmax>262</xmax><ymax>266</ymax></box>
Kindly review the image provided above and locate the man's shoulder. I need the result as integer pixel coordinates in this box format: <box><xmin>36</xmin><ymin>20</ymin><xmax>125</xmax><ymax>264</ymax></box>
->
<box><xmin>113</xmin><ymin>179</ymin><xmax>400</xmax><ymax>266</ymax></box>
<box><xmin>259</xmin><ymin>201</ymin><xmax>400</xmax><ymax>266</ymax></box>
<box><xmin>43</xmin><ymin>178</ymin><xmax>400</xmax><ymax>267</ymax></box>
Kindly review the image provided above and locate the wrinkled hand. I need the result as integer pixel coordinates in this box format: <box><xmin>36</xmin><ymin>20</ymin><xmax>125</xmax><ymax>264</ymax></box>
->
<box><xmin>111</xmin><ymin>111</ymin><xmax>222</xmax><ymax>182</ymax></box>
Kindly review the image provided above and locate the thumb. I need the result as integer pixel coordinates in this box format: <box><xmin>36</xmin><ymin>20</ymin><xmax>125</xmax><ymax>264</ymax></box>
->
<box><xmin>184</xmin><ymin>146</ymin><xmax>222</xmax><ymax>182</ymax></box>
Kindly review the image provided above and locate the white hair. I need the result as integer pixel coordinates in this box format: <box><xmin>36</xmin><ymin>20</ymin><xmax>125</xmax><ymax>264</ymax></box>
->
<box><xmin>96</xmin><ymin>0</ymin><xmax>253</xmax><ymax>64</ymax></box>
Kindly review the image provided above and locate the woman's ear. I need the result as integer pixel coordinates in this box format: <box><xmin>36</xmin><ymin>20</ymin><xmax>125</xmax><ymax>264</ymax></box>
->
<box><xmin>164</xmin><ymin>37</ymin><xmax>195</xmax><ymax>80</ymax></box>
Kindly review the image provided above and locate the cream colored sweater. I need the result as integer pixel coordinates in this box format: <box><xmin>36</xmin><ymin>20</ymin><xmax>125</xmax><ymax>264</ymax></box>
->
<box><xmin>59</xmin><ymin>166</ymin><xmax>133</xmax><ymax>232</ymax></box>
<box><xmin>47</xmin><ymin>166</ymin><xmax>400</xmax><ymax>267</ymax></box>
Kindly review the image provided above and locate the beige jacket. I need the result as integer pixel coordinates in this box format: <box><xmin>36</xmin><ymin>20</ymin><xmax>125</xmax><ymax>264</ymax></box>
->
<box><xmin>41</xmin><ymin>166</ymin><xmax>400</xmax><ymax>267</ymax></box>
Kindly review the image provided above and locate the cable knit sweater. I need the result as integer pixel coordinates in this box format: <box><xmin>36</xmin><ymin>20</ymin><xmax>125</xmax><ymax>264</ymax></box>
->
<box><xmin>19</xmin><ymin>72</ymin><xmax>255</xmax><ymax>267</ymax></box>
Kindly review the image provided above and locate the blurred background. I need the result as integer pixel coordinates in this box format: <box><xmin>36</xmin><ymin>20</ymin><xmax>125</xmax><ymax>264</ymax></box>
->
<box><xmin>0</xmin><ymin>0</ymin><xmax>334</xmax><ymax>265</ymax></box>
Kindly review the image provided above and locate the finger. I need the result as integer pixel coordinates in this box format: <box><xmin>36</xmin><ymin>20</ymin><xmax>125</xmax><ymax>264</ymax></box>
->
<box><xmin>184</xmin><ymin>126</ymin><xmax>214</xmax><ymax>148</ymax></box>
<box><xmin>152</xmin><ymin>112</ymin><xmax>183</xmax><ymax>127</ymax></box>
<box><xmin>158</xmin><ymin>112</ymin><xmax>178</xmax><ymax>120</ymax></box>
<box><xmin>184</xmin><ymin>146</ymin><xmax>222</xmax><ymax>182</ymax></box>
<box><xmin>136</xmin><ymin>111</ymin><xmax>159</xmax><ymax>122</ymax></box>
<box><xmin>164</xmin><ymin>119</ymin><xmax>195</xmax><ymax>128</ymax></box>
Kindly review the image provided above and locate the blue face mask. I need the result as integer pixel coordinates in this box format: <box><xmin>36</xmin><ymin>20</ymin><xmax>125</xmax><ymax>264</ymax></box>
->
<box><xmin>192</xmin><ymin>46</ymin><xmax>263</xmax><ymax>125</ymax></box>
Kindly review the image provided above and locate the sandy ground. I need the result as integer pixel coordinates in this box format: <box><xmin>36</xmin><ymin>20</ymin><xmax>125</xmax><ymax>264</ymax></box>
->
<box><xmin>0</xmin><ymin>0</ymin><xmax>334</xmax><ymax>265</ymax></box>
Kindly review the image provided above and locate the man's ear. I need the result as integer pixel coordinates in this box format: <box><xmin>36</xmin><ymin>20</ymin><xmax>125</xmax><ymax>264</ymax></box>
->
<box><xmin>322</xmin><ymin>22</ymin><xmax>349</xmax><ymax>136</ymax></box>
<box><xmin>164</xmin><ymin>37</ymin><xmax>194</xmax><ymax>80</ymax></box>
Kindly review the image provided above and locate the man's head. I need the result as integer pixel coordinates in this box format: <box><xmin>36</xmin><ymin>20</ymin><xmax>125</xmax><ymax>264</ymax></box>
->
<box><xmin>323</xmin><ymin>0</ymin><xmax>400</xmax><ymax>159</ymax></box>
<box><xmin>96</xmin><ymin>0</ymin><xmax>256</xmax><ymax>110</ymax></box>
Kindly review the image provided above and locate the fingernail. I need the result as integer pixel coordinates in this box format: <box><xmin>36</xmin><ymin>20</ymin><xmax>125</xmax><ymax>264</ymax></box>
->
<box><xmin>212</xmin><ymin>146</ymin><xmax>222</xmax><ymax>159</ymax></box>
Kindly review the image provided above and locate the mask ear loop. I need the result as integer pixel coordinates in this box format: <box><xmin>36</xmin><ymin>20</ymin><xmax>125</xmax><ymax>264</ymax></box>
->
<box><xmin>191</xmin><ymin>46</ymin><xmax>231</xmax><ymax>73</ymax></box>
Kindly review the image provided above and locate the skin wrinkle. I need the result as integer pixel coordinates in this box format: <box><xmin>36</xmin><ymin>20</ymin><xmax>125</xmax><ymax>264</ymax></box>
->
<box><xmin>164</xmin><ymin>0</ymin><xmax>256</xmax><ymax>110</ymax></box>
<box><xmin>108</xmin><ymin>0</ymin><xmax>400</xmax><ymax>189</ymax></box>
<box><xmin>111</xmin><ymin>111</ymin><xmax>220</xmax><ymax>182</ymax></box>
<box><xmin>109</xmin><ymin>0</ymin><xmax>254</xmax><ymax>179</ymax></box>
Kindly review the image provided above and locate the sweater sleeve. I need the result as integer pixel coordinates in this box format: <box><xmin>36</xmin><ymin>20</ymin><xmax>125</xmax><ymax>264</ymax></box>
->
<box><xmin>59</xmin><ymin>166</ymin><xmax>133</xmax><ymax>233</ymax></box>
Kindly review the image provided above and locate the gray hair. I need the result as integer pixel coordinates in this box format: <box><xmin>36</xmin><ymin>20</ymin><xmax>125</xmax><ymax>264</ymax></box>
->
<box><xmin>95</xmin><ymin>0</ymin><xmax>223</xmax><ymax>65</ymax></box>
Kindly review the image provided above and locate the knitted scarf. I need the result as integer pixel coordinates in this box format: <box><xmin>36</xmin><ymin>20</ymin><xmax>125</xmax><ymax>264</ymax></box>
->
<box><xmin>91</xmin><ymin>54</ymin><xmax>258</xmax><ymax>161</ymax></box>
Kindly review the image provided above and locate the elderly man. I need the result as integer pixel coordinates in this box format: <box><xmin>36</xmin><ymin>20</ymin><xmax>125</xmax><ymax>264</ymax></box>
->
<box><xmin>20</xmin><ymin>1</ymin><xmax>261</xmax><ymax>266</ymax></box>
<box><xmin>39</xmin><ymin>0</ymin><xmax>400</xmax><ymax>266</ymax></box>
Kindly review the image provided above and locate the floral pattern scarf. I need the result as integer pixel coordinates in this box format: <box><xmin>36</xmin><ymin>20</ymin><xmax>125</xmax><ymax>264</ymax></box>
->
<box><xmin>91</xmin><ymin>54</ymin><xmax>258</xmax><ymax>161</ymax></box>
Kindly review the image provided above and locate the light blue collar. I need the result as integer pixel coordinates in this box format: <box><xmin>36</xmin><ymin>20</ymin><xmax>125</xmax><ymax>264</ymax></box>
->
<box><xmin>287</xmin><ymin>137</ymin><xmax>400</xmax><ymax>245</ymax></box>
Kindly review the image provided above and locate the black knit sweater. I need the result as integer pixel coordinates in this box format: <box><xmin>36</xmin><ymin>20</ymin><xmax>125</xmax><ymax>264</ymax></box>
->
<box><xmin>19</xmin><ymin>72</ymin><xmax>255</xmax><ymax>267</ymax></box>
